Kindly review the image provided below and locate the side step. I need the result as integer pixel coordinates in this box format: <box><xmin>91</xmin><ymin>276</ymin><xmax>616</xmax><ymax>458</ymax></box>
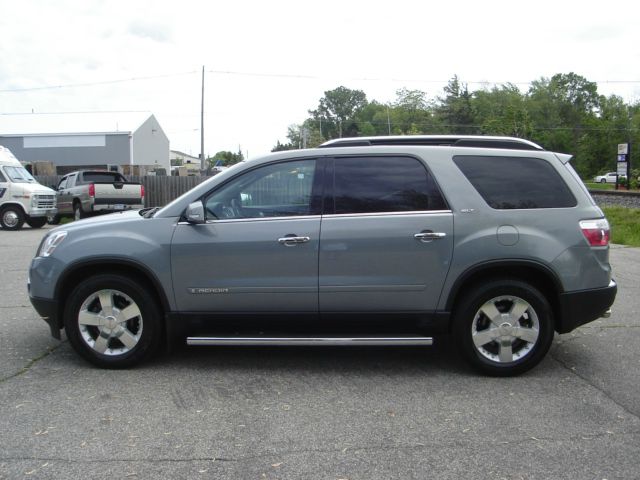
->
<box><xmin>187</xmin><ymin>335</ymin><xmax>433</xmax><ymax>347</ymax></box>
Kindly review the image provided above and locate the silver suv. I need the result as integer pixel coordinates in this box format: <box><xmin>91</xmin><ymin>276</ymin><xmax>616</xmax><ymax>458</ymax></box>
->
<box><xmin>28</xmin><ymin>136</ymin><xmax>617</xmax><ymax>375</ymax></box>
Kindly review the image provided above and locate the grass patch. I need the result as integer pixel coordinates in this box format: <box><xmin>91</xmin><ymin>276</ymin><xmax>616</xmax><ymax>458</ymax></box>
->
<box><xmin>585</xmin><ymin>182</ymin><xmax>615</xmax><ymax>190</ymax></box>
<box><xmin>602</xmin><ymin>206</ymin><xmax>640</xmax><ymax>247</ymax></box>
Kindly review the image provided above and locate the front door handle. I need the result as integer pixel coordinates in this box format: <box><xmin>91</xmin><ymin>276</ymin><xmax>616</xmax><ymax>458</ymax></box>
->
<box><xmin>414</xmin><ymin>231</ymin><xmax>446</xmax><ymax>242</ymax></box>
<box><xmin>278</xmin><ymin>235</ymin><xmax>311</xmax><ymax>246</ymax></box>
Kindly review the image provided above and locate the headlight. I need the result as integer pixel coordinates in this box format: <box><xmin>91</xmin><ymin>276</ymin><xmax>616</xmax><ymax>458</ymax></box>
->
<box><xmin>38</xmin><ymin>231</ymin><xmax>68</xmax><ymax>257</ymax></box>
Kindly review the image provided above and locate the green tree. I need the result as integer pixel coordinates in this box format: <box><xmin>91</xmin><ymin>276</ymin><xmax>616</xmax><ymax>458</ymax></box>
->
<box><xmin>310</xmin><ymin>86</ymin><xmax>368</xmax><ymax>138</ymax></box>
<box><xmin>208</xmin><ymin>150</ymin><xmax>244</xmax><ymax>168</ymax></box>
<box><xmin>473</xmin><ymin>84</ymin><xmax>532</xmax><ymax>138</ymax></box>
<box><xmin>436</xmin><ymin>75</ymin><xmax>477</xmax><ymax>133</ymax></box>
<box><xmin>528</xmin><ymin>73</ymin><xmax>600</xmax><ymax>151</ymax></box>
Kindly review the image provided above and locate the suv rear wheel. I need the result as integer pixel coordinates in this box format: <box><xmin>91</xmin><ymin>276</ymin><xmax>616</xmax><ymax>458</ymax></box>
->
<box><xmin>453</xmin><ymin>279</ymin><xmax>554</xmax><ymax>376</ymax></box>
<box><xmin>64</xmin><ymin>274</ymin><xmax>162</xmax><ymax>368</ymax></box>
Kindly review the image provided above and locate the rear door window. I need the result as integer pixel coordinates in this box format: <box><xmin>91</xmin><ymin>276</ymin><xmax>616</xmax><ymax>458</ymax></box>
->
<box><xmin>453</xmin><ymin>155</ymin><xmax>577</xmax><ymax>209</ymax></box>
<box><xmin>331</xmin><ymin>156</ymin><xmax>447</xmax><ymax>214</ymax></box>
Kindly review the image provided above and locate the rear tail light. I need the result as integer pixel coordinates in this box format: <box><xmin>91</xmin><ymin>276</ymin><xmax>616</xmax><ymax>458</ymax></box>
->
<box><xmin>88</xmin><ymin>183</ymin><xmax>95</xmax><ymax>197</ymax></box>
<box><xmin>141</xmin><ymin>184</ymin><xmax>145</xmax><ymax>199</ymax></box>
<box><xmin>580</xmin><ymin>219</ymin><xmax>610</xmax><ymax>246</ymax></box>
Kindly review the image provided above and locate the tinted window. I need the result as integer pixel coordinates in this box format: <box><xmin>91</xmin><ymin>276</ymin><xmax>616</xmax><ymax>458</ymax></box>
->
<box><xmin>332</xmin><ymin>156</ymin><xmax>446</xmax><ymax>214</ymax></box>
<box><xmin>454</xmin><ymin>156</ymin><xmax>576</xmax><ymax>209</ymax></box>
<box><xmin>205</xmin><ymin>159</ymin><xmax>316</xmax><ymax>219</ymax></box>
<box><xmin>82</xmin><ymin>172</ymin><xmax>127</xmax><ymax>183</ymax></box>
<box><xmin>0</xmin><ymin>169</ymin><xmax>6</xmax><ymax>183</ymax></box>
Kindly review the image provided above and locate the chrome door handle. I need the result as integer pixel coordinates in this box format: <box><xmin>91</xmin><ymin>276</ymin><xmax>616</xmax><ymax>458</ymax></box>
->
<box><xmin>414</xmin><ymin>232</ymin><xmax>446</xmax><ymax>241</ymax></box>
<box><xmin>278</xmin><ymin>236</ymin><xmax>311</xmax><ymax>246</ymax></box>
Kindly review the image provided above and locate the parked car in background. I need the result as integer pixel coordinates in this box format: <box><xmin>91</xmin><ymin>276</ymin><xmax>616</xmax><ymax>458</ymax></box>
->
<box><xmin>0</xmin><ymin>146</ymin><xmax>57</xmax><ymax>230</ymax></box>
<box><xmin>29</xmin><ymin>136</ymin><xmax>616</xmax><ymax>376</ymax></box>
<box><xmin>48</xmin><ymin>170</ymin><xmax>145</xmax><ymax>223</ymax></box>
<box><xmin>594</xmin><ymin>172</ymin><xmax>626</xmax><ymax>183</ymax></box>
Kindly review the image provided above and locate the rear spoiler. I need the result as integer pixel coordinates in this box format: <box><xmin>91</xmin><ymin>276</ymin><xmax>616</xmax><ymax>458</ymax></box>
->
<box><xmin>555</xmin><ymin>153</ymin><xmax>573</xmax><ymax>164</ymax></box>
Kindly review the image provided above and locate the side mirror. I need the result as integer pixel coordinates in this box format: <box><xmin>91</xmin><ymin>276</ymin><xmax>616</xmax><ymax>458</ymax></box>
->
<box><xmin>185</xmin><ymin>201</ymin><xmax>205</xmax><ymax>224</ymax></box>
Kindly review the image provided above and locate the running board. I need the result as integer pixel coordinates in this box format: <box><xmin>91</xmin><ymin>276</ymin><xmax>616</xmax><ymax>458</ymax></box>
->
<box><xmin>186</xmin><ymin>335</ymin><xmax>433</xmax><ymax>347</ymax></box>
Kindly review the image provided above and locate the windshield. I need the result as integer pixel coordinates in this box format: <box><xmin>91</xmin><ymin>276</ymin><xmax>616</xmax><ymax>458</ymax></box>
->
<box><xmin>3</xmin><ymin>166</ymin><xmax>36</xmax><ymax>184</ymax></box>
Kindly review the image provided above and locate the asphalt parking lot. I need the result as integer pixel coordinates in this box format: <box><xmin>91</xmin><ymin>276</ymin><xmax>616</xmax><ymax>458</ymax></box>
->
<box><xmin>1</xmin><ymin>226</ymin><xmax>639</xmax><ymax>479</ymax></box>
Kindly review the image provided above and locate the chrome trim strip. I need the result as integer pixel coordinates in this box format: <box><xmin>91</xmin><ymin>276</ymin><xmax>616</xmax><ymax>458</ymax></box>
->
<box><xmin>178</xmin><ymin>215</ymin><xmax>322</xmax><ymax>225</ymax></box>
<box><xmin>187</xmin><ymin>336</ymin><xmax>434</xmax><ymax>346</ymax></box>
<box><xmin>322</xmin><ymin>210</ymin><xmax>452</xmax><ymax>219</ymax></box>
<box><xmin>188</xmin><ymin>286</ymin><xmax>316</xmax><ymax>294</ymax></box>
<box><xmin>319</xmin><ymin>284</ymin><xmax>425</xmax><ymax>293</ymax></box>
<box><xmin>178</xmin><ymin>211</ymin><xmax>452</xmax><ymax>225</ymax></box>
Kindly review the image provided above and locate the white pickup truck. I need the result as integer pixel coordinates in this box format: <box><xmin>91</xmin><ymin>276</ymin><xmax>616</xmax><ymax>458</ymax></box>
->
<box><xmin>0</xmin><ymin>146</ymin><xmax>57</xmax><ymax>230</ymax></box>
<box><xmin>49</xmin><ymin>170</ymin><xmax>145</xmax><ymax>223</ymax></box>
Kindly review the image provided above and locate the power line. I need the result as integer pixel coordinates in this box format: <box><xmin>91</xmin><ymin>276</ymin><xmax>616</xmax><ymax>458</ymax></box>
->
<box><xmin>2</xmin><ymin>69</ymin><xmax>640</xmax><ymax>94</ymax></box>
<box><xmin>0</xmin><ymin>71</ymin><xmax>198</xmax><ymax>93</ymax></box>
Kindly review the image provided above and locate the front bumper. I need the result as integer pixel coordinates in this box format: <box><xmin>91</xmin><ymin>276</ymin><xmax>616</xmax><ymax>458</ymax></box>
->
<box><xmin>29</xmin><ymin>207</ymin><xmax>57</xmax><ymax>217</ymax></box>
<box><xmin>557</xmin><ymin>280</ymin><xmax>617</xmax><ymax>334</ymax></box>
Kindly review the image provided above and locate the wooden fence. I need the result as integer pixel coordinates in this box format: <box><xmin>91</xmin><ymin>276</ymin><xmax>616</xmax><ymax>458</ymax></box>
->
<box><xmin>35</xmin><ymin>176</ymin><xmax>210</xmax><ymax>208</ymax></box>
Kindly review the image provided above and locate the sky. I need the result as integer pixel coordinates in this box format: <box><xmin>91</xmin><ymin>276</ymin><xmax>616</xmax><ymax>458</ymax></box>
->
<box><xmin>1</xmin><ymin>0</ymin><xmax>639</xmax><ymax>160</ymax></box>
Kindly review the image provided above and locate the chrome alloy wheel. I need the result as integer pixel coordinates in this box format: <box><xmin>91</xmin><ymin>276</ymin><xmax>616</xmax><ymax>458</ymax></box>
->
<box><xmin>78</xmin><ymin>289</ymin><xmax>143</xmax><ymax>356</ymax></box>
<box><xmin>471</xmin><ymin>295</ymin><xmax>540</xmax><ymax>363</ymax></box>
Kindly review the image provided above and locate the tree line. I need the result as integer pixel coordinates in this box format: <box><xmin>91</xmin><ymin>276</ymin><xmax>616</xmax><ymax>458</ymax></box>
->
<box><xmin>272</xmin><ymin>73</ymin><xmax>639</xmax><ymax>181</ymax></box>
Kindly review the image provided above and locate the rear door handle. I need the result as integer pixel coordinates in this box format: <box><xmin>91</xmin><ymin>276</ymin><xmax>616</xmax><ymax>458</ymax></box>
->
<box><xmin>278</xmin><ymin>235</ymin><xmax>311</xmax><ymax>246</ymax></box>
<box><xmin>414</xmin><ymin>232</ymin><xmax>446</xmax><ymax>242</ymax></box>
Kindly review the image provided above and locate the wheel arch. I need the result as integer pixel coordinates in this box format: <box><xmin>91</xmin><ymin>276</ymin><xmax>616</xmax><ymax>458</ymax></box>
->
<box><xmin>444</xmin><ymin>260</ymin><xmax>564</xmax><ymax>332</ymax></box>
<box><xmin>53</xmin><ymin>258</ymin><xmax>171</xmax><ymax>330</ymax></box>
<box><xmin>0</xmin><ymin>201</ymin><xmax>26</xmax><ymax>214</ymax></box>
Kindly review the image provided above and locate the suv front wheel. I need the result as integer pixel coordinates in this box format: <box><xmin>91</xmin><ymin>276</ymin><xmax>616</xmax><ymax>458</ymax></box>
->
<box><xmin>453</xmin><ymin>279</ymin><xmax>554</xmax><ymax>376</ymax></box>
<box><xmin>64</xmin><ymin>274</ymin><xmax>162</xmax><ymax>368</ymax></box>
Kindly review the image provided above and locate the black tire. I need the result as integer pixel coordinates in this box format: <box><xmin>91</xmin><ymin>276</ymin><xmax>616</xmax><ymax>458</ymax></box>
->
<box><xmin>0</xmin><ymin>205</ymin><xmax>25</xmax><ymax>230</ymax></box>
<box><xmin>47</xmin><ymin>214</ymin><xmax>61</xmax><ymax>225</ymax></box>
<box><xmin>600</xmin><ymin>178</ymin><xmax>606</xmax><ymax>184</ymax></box>
<box><xmin>26</xmin><ymin>216</ymin><xmax>47</xmax><ymax>229</ymax></box>
<box><xmin>453</xmin><ymin>279</ymin><xmax>554</xmax><ymax>376</ymax></box>
<box><xmin>64</xmin><ymin>274</ymin><xmax>163</xmax><ymax>368</ymax></box>
<box><xmin>73</xmin><ymin>202</ymin><xmax>86</xmax><ymax>221</ymax></box>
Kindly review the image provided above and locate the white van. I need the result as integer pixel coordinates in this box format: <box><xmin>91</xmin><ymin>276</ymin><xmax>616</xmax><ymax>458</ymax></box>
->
<box><xmin>0</xmin><ymin>146</ymin><xmax>57</xmax><ymax>230</ymax></box>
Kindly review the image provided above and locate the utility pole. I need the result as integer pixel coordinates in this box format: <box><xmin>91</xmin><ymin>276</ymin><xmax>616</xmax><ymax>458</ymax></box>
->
<box><xmin>200</xmin><ymin>66</ymin><xmax>205</xmax><ymax>170</ymax></box>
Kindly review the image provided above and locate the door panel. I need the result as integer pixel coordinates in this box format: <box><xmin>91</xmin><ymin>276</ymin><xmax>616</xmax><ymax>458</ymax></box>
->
<box><xmin>172</xmin><ymin>217</ymin><xmax>320</xmax><ymax>312</ymax></box>
<box><xmin>171</xmin><ymin>158</ymin><xmax>322</xmax><ymax>314</ymax></box>
<box><xmin>319</xmin><ymin>212</ymin><xmax>453</xmax><ymax>312</ymax></box>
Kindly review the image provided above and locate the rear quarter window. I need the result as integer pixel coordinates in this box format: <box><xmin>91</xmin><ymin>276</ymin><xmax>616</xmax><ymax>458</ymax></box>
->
<box><xmin>453</xmin><ymin>155</ymin><xmax>577</xmax><ymax>209</ymax></box>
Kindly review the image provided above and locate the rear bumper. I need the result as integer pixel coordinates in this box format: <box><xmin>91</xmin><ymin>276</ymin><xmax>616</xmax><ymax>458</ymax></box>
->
<box><xmin>29</xmin><ymin>295</ymin><xmax>61</xmax><ymax>339</ymax></box>
<box><xmin>91</xmin><ymin>204</ymin><xmax>143</xmax><ymax>212</ymax></box>
<box><xmin>557</xmin><ymin>280</ymin><xmax>617</xmax><ymax>334</ymax></box>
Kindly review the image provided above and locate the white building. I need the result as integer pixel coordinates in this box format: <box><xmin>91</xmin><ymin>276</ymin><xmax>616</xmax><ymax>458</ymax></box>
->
<box><xmin>0</xmin><ymin>112</ymin><xmax>170</xmax><ymax>174</ymax></box>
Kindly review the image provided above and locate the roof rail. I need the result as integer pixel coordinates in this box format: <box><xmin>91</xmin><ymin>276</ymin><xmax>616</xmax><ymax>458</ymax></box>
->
<box><xmin>319</xmin><ymin>135</ymin><xmax>544</xmax><ymax>151</ymax></box>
